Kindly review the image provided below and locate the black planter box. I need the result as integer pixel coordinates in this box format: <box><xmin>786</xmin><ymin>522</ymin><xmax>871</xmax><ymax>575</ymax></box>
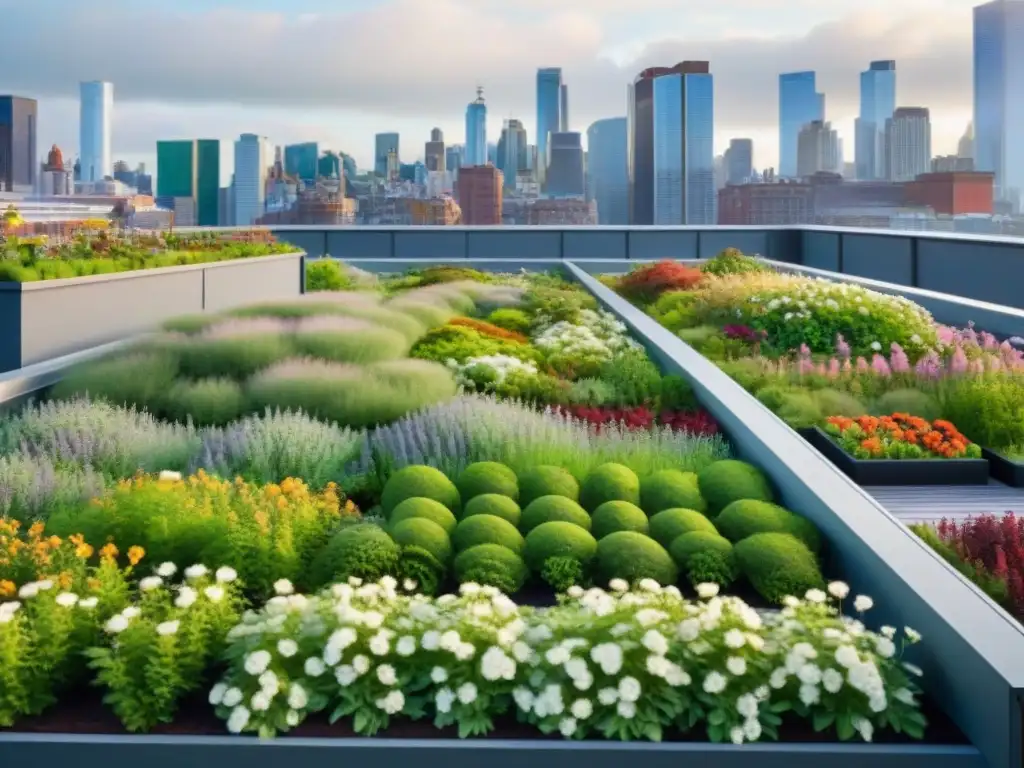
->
<box><xmin>805</xmin><ymin>428</ymin><xmax>990</xmax><ymax>486</ymax></box>
<box><xmin>981</xmin><ymin>447</ymin><xmax>1024</xmax><ymax>487</ymax></box>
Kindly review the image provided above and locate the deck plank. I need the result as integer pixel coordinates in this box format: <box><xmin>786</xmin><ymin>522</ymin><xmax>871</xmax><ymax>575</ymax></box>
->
<box><xmin>865</xmin><ymin>481</ymin><xmax>1024</xmax><ymax>524</ymax></box>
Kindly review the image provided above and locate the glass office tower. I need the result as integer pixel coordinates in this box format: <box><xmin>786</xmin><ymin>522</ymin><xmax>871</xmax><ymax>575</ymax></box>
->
<box><xmin>536</xmin><ymin>68</ymin><xmax>563</xmax><ymax>186</ymax></box>
<box><xmin>79</xmin><ymin>81</ymin><xmax>113</xmax><ymax>182</ymax></box>
<box><xmin>855</xmin><ymin>61</ymin><xmax>896</xmax><ymax>180</ymax></box>
<box><xmin>586</xmin><ymin>117</ymin><xmax>628</xmax><ymax>224</ymax></box>
<box><xmin>778</xmin><ymin>72</ymin><xmax>824</xmax><ymax>178</ymax></box>
<box><xmin>374</xmin><ymin>133</ymin><xmax>400</xmax><ymax>177</ymax></box>
<box><xmin>284</xmin><ymin>142</ymin><xmax>318</xmax><ymax>183</ymax></box>
<box><xmin>465</xmin><ymin>87</ymin><xmax>488</xmax><ymax>166</ymax></box>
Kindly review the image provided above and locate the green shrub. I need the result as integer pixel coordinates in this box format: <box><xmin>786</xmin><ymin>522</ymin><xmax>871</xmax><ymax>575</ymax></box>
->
<box><xmin>567</xmin><ymin>378</ymin><xmax>617</xmax><ymax>407</ymax></box>
<box><xmin>381</xmin><ymin>465</ymin><xmax>460</xmax><ymax>516</ymax></box>
<box><xmin>398</xmin><ymin>545</ymin><xmax>445</xmax><ymax>596</ymax></box>
<box><xmin>306</xmin><ymin>260</ymin><xmax>352</xmax><ymax>291</ymax></box>
<box><xmin>540</xmin><ymin>556</ymin><xmax>586</xmax><ymax>591</ymax></box>
<box><xmin>523</xmin><ymin>521</ymin><xmax>598</xmax><ymax>572</ymax></box>
<box><xmin>175</xmin><ymin>333</ymin><xmax>294</xmax><ymax>380</ymax></box>
<box><xmin>390</xmin><ymin>517</ymin><xmax>452</xmax><ymax>564</ymax></box>
<box><xmin>519</xmin><ymin>465</ymin><xmax>580</xmax><ymax>506</ymax></box>
<box><xmin>590</xmin><ymin>501</ymin><xmax>650</xmax><ymax>539</ymax></box>
<box><xmin>452</xmin><ymin>514</ymin><xmax>525</xmax><ymax>554</ymax></box>
<box><xmin>579</xmin><ymin>463</ymin><xmax>640</xmax><ymax>511</ymax></box>
<box><xmin>659</xmin><ymin>375</ymin><xmax>698</xmax><ymax>411</ymax></box>
<box><xmin>164</xmin><ymin>378</ymin><xmax>246</xmax><ymax>426</ymax></box>
<box><xmin>308</xmin><ymin>524</ymin><xmax>400</xmax><ymax>588</ymax></box>
<box><xmin>648</xmin><ymin>508</ymin><xmax>717</xmax><ymax>548</ymax></box>
<box><xmin>594</xmin><ymin>531</ymin><xmax>678</xmax><ymax>587</ymax></box>
<box><xmin>649</xmin><ymin>291</ymin><xmax>702</xmax><ymax>332</ymax></box>
<box><xmin>756</xmin><ymin>386</ymin><xmax>799</xmax><ymax>412</ymax></box>
<box><xmin>50</xmin><ymin>351</ymin><xmax>179</xmax><ymax>413</ymax></box>
<box><xmin>700</xmin><ymin>248</ymin><xmax>769</xmax><ymax>276</ymax></box>
<box><xmin>366</xmin><ymin>360</ymin><xmax>459</xmax><ymax>407</ymax></box>
<box><xmin>773</xmin><ymin>392</ymin><xmax>824</xmax><ymax>429</ymax></box>
<box><xmin>456</xmin><ymin>461</ymin><xmax>518</xmax><ymax>503</ymax></box>
<box><xmin>733</xmin><ymin>532</ymin><xmax>824</xmax><ymax>603</ymax></box>
<box><xmin>162</xmin><ymin>314</ymin><xmax>219</xmax><ymax>334</ymax></box>
<box><xmin>715</xmin><ymin>500</ymin><xmax>796</xmax><ymax>543</ymax></box>
<box><xmin>334</xmin><ymin>304</ymin><xmax>426</xmax><ymax>343</ymax></box>
<box><xmin>640</xmin><ymin>469</ymin><xmax>706</xmax><ymax>515</ymax></box>
<box><xmin>418</xmin><ymin>265</ymin><xmax>488</xmax><ymax>286</ymax></box>
<box><xmin>875</xmin><ymin>389</ymin><xmax>941</xmax><ymax>421</ymax></box>
<box><xmin>677</xmin><ymin>326</ymin><xmax>722</xmax><ymax>349</ymax></box>
<box><xmin>389</xmin><ymin>497</ymin><xmax>458</xmax><ymax>534</ymax></box>
<box><xmin>486</xmin><ymin>308</ymin><xmax>531</xmax><ymax>334</ymax></box>
<box><xmin>599</xmin><ymin>349</ymin><xmax>662</xmax><ymax>407</ymax></box>
<box><xmin>669</xmin><ymin>531</ymin><xmax>738</xmax><ymax>586</ymax></box>
<box><xmin>461</xmin><ymin>494</ymin><xmax>522</xmax><ymax>526</ymax></box>
<box><xmin>520</xmin><ymin>495</ymin><xmax>591</xmax><ymax>534</ymax></box>
<box><xmin>292</xmin><ymin>320</ymin><xmax>410</xmax><ymax>364</ymax></box>
<box><xmin>453</xmin><ymin>544</ymin><xmax>528</xmax><ymax>593</ymax></box>
<box><xmin>411</xmin><ymin>325</ymin><xmax>536</xmax><ymax>365</ymax></box>
<box><xmin>697</xmin><ymin>460</ymin><xmax>774</xmax><ymax>514</ymax></box>
<box><xmin>812</xmin><ymin>390</ymin><xmax>868</xmax><ymax>418</ymax></box>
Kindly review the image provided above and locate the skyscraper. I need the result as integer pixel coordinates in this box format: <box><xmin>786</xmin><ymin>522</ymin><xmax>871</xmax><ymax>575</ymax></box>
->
<box><xmin>974</xmin><ymin>0</ymin><xmax>1024</xmax><ymax>209</ymax></box>
<box><xmin>778</xmin><ymin>72</ymin><xmax>824</xmax><ymax>178</ymax></box>
<box><xmin>156</xmin><ymin>139</ymin><xmax>219</xmax><ymax>226</ymax></box>
<box><xmin>234</xmin><ymin>133</ymin><xmax>270</xmax><ymax>226</ymax></box>
<box><xmin>284</xmin><ymin>143</ymin><xmax>319</xmax><ymax>183</ymax></box>
<box><xmin>560</xmin><ymin>84</ymin><xmax>569</xmax><ymax>131</ymax></box>
<box><xmin>0</xmin><ymin>96</ymin><xmax>37</xmax><ymax>192</ymax></box>
<box><xmin>586</xmin><ymin>117</ymin><xmax>628</xmax><ymax>225</ymax></box>
<box><xmin>855</xmin><ymin>61</ymin><xmax>896</xmax><ymax>181</ymax></box>
<box><xmin>79</xmin><ymin>81</ymin><xmax>113</xmax><ymax>183</ymax></box>
<box><xmin>374</xmin><ymin>133</ymin><xmax>400</xmax><ymax>177</ymax></box>
<box><xmin>797</xmin><ymin>120</ymin><xmax>842</xmax><ymax>176</ymax></box>
<box><xmin>724</xmin><ymin>138</ymin><xmax>754</xmax><ymax>185</ymax></box>
<box><xmin>425</xmin><ymin>128</ymin><xmax>445</xmax><ymax>172</ymax></box>
<box><xmin>446</xmin><ymin>145</ymin><xmax>463</xmax><ymax>176</ymax></box>
<box><xmin>886</xmin><ymin>107</ymin><xmax>931</xmax><ymax>182</ymax></box>
<box><xmin>649</xmin><ymin>62</ymin><xmax>715</xmax><ymax>225</ymax></box>
<box><xmin>465</xmin><ymin>87</ymin><xmax>488</xmax><ymax>166</ymax></box>
<box><xmin>545</xmin><ymin>132</ymin><xmax>585</xmax><ymax>198</ymax></box>
<box><xmin>196</xmin><ymin>139</ymin><xmax>220</xmax><ymax>226</ymax></box>
<box><xmin>536</xmin><ymin>68</ymin><xmax>564</xmax><ymax>186</ymax></box>
<box><xmin>497</xmin><ymin>119</ymin><xmax>528</xmax><ymax>189</ymax></box>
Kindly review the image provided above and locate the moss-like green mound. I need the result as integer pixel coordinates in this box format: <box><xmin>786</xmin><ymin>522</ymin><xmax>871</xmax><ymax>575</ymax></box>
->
<box><xmin>389</xmin><ymin>517</ymin><xmax>452</xmax><ymax>564</ymax></box>
<box><xmin>461</xmin><ymin>494</ymin><xmax>522</xmax><ymax>526</ymax></box>
<box><xmin>715</xmin><ymin>499</ymin><xmax>795</xmax><ymax>543</ymax></box>
<box><xmin>648</xmin><ymin>508</ymin><xmax>717</xmax><ymax>548</ymax></box>
<box><xmin>640</xmin><ymin>470</ymin><xmax>707</xmax><ymax>515</ymax></box>
<box><xmin>381</xmin><ymin>465</ymin><xmax>460</xmax><ymax>516</ymax></box>
<box><xmin>590</xmin><ymin>501</ymin><xmax>650</xmax><ymax>539</ymax></box>
<box><xmin>518</xmin><ymin>465</ymin><xmax>580</xmax><ymax>506</ymax></box>
<box><xmin>520</xmin><ymin>495</ymin><xmax>592</xmax><ymax>534</ymax></box>
<box><xmin>456</xmin><ymin>461</ymin><xmax>519</xmax><ymax>503</ymax></box>
<box><xmin>733</xmin><ymin>532</ymin><xmax>824</xmax><ymax>603</ymax></box>
<box><xmin>523</xmin><ymin>521</ymin><xmax>598</xmax><ymax>572</ymax></box>
<box><xmin>453</xmin><ymin>544</ymin><xmax>528</xmax><ymax>593</ymax></box>
<box><xmin>594</xmin><ymin>531</ymin><xmax>678</xmax><ymax>587</ymax></box>
<box><xmin>697</xmin><ymin>460</ymin><xmax>774</xmax><ymax>514</ymax></box>
<box><xmin>389</xmin><ymin>497</ymin><xmax>458</xmax><ymax>535</ymax></box>
<box><xmin>308</xmin><ymin>524</ymin><xmax>401</xmax><ymax>588</ymax></box>
<box><xmin>451</xmin><ymin>514</ymin><xmax>525</xmax><ymax>555</ymax></box>
<box><xmin>579</xmin><ymin>463</ymin><xmax>641</xmax><ymax>511</ymax></box>
<box><xmin>668</xmin><ymin>531</ymin><xmax>738</xmax><ymax>588</ymax></box>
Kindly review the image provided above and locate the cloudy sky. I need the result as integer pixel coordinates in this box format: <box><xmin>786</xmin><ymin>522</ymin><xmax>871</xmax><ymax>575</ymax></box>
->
<box><xmin>1</xmin><ymin>0</ymin><xmax>978</xmax><ymax>184</ymax></box>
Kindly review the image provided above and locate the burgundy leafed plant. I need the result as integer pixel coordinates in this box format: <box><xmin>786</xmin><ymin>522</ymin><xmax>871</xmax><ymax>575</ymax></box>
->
<box><xmin>552</xmin><ymin>405</ymin><xmax>719</xmax><ymax>436</ymax></box>
<box><xmin>936</xmin><ymin>512</ymin><xmax>1024</xmax><ymax>617</ymax></box>
<box><xmin>616</xmin><ymin>260</ymin><xmax>704</xmax><ymax>304</ymax></box>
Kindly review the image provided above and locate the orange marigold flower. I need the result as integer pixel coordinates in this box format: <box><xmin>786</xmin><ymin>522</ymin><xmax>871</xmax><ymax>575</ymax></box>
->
<box><xmin>0</xmin><ymin>579</ymin><xmax>15</xmax><ymax>597</ymax></box>
<box><xmin>47</xmin><ymin>535</ymin><xmax>62</xmax><ymax>549</ymax></box>
<box><xmin>127</xmin><ymin>546</ymin><xmax>145</xmax><ymax>566</ymax></box>
<box><xmin>99</xmin><ymin>542</ymin><xmax>119</xmax><ymax>561</ymax></box>
<box><xmin>28</xmin><ymin>522</ymin><xmax>45</xmax><ymax>539</ymax></box>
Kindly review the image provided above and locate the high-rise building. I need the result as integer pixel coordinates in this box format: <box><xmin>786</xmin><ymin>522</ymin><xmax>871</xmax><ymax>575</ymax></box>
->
<box><xmin>497</xmin><ymin>119</ymin><xmax>528</xmax><ymax>190</ymax></box>
<box><xmin>196</xmin><ymin>139</ymin><xmax>220</xmax><ymax>226</ymax></box>
<box><xmin>957</xmin><ymin>121</ymin><xmax>975</xmax><ymax>161</ymax></box>
<box><xmin>446</xmin><ymin>145</ymin><xmax>463</xmax><ymax>176</ymax></box>
<box><xmin>0</xmin><ymin>95</ymin><xmax>37</xmax><ymax>192</ymax></box>
<box><xmin>456</xmin><ymin>165</ymin><xmax>503</xmax><ymax>224</ymax></box>
<box><xmin>536</xmin><ymin>68</ymin><xmax>564</xmax><ymax>186</ymax></box>
<box><xmin>234</xmin><ymin>133</ymin><xmax>270</xmax><ymax>226</ymax></box>
<box><xmin>545</xmin><ymin>132</ymin><xmax>585</xmax><ymax>198</ymax></box>
<box><xmin>797</xmin><ymin>120</ymin><xmax>842</xmax><ymax>177</ymax></box>
<box><xmin>374</xmin><ymin>133</ymin><xmax>399</xmax><ymax>177</ymax></box>
<box><xmin>318</xmin><ymin>152</ymin><xmax>341</xmax><ymax>180</ymax></box>
<box><xmin>465</xmin><ymin>87</ymin><xmax>488</xmax><ymax>166</ymax></box>
<box><xmin>425</xmin><ymin>127</ymin><xmax>445</xmax><ymax>172</ymax></box>
<box><xmin>560</xmin><ymin>84</ymin><xmax>569</xmax><ymax>131</ymax></box>
<box><xmin>155</xmin><ymin>139</ymin><xmax>219</xmax><ymax>226</ymax></box>
<box><xmin>79</xmin><ymin>81</ymin><xmax>113</xmax><ymax>183</ymax></box>
<box><xmin>855</xmin><ymin>61</ymin><xmax>896</xmax><ymax>181</ymax></box>
<box><xmin>886</xmin><ymin>107</ymin><xmax>931</xmax><ymax>182</ymax></box>
<box><xmin>778</xmin><ymin>72</ymin><xmax>824</xmax><ymax>178</ymax></box>
<box><xmin>284</xmin><ymin>143</ymin><xmax>319</xmax><ymax>183</ymax></box>
<box><xmin>724</xmin><ymin>138</ymin><xmax>754</xmax><ymax>185</ymax></box>
<box><xmin>586</xmin><ymin>117</ymin><xmax>628</xmax><ymax>225</ymax></box>
<box><xmin>974</xmin><ymin>0</ymin><xmax>1024</xmax><ymax>210</ymax></box>
<box><xmin>648</xmin><ymin>62</ymin><xmax>716</xmax><ymax>225</ymax></box>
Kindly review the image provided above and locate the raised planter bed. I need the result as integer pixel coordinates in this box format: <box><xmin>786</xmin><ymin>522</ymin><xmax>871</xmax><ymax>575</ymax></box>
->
<box><xmin>0</xmin><ymin>252</ymin><xmax>305</xmax><ymax>373</ymax></box>
<box><xmin>981</xmin><ymin>447</ymin><xmax>1024</xmax><ymax>488</ymax></box>
<box><xmin>805</xmin><ymin>427</ymin><xmax>989</xmax><ymax>486</ymax></box>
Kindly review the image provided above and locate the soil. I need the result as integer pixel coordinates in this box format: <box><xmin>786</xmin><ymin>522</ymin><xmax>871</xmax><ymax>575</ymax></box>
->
<box><xmin>3</xmin><ymin>686</ymin><xmax>968</xmax><ymax>745</ymax></box>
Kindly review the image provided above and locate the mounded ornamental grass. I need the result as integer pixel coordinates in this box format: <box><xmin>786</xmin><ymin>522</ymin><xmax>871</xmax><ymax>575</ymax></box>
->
<box><xmin>50</xmin><ymin>350</ymin><xmax>180</xmax><ymax>413</ymax></box>
<box><xmin>290</xmin><ymin>316</ymin><xmax>411</xmax><ymax>364</ymax></box>
<box><xmin>164</xmin><ymin>378</ymin><xmax>246</xmax><ymax>427</ymax></box>
<box><xmin>173</xmin><ymin>318</ymin><xmax>296</xmax><ymax>380</ymax></box>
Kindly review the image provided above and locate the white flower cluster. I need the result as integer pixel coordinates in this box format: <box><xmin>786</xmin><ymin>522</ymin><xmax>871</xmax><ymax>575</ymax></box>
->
<box><xmin>208</xmin><ymin>577</ymin><xmax>925</xmax><ymax>744</ymax></box>
<box><xmin>2</xmin><ymin>578</ymin><xmax>99</xmax><ymax>624</ymax></box>
<box><xmin>447</xmin><ymin>354</ymin><xmax>540</xmax><ymax>389</ymax></box>
<box><xmin>533</xmin><ymin>311</ymin><xmax>640</xmax><ymax>365</ymax></box>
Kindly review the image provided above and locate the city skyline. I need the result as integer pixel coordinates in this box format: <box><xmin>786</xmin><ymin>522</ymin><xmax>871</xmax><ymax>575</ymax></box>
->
<box><xmin>0</xmin><ymin>0</ymin><xmax>982</xmax><ymax>179</ymax></box>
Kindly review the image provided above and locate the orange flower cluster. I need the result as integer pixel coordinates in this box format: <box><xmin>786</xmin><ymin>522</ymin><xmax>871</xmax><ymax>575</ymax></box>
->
<box><xmin>825</xmin><ymin>413</ymin><xmax>978</xmax><ymax>459</ymax></box>
<box><xmin>448</xmin><ymin>316</ymin><xmax>529</xmax><ymax>344</ymax></box>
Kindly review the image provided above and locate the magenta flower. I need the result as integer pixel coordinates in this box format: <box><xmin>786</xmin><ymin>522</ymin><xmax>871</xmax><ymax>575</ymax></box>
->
<box><xmin>855</xmin><ymin>356</ymin><xmax>869</xmax><ymax>373</ymax></box>
<box><xmin>798</xmin><ymin>357</ymin><xmax>815</xmax><ymax>375</ymax></box>
<box><xmin>936</xmin><ymin>326</ymin><xmax>956</xmax><ymax>345</ymax></box>
<box><xmin>798</xmin><ymin>343</ymin><xmax>811</xmax><ymax>359</ymax></box>
<box><xmin>827</xmin><ymin>358</ymin><xmax>841</xmax><ymax>378</ymax></box>
<box><xmin>871</xmin><ymin>354</ymin><xmax>891</xmax><ymax>376</ymax></box>
<box><xmin>914</xmin><ymin>351</ymin><xmax>942</xmax><ymax>379</ymax></box>
<box><xmin>889</xmin><ymin>343</ymin><xmax>911</xmax><ymax>373</ymax></box>
<box><xmin>950</xmin><ymin>346</ymin><xmax>969</xmax><ymax>374</ymax></box>
<box><xmin>980</xmin><ymin>331</ymin><xmax>999</xmax><ymax>349</ymax></box>
<box><xmin>835</xmin><ymin>334</ymin><xmax>851</xmax><ymax>359</ymax></box>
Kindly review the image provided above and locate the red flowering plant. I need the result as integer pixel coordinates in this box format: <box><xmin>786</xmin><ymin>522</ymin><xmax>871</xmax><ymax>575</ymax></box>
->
<box><xmin>934</xmin><ymin>513</ymin><xmax>1024</xmax><ymax>619</ymax></box>
<box><xmin>552</xmin><ymin>405</ymin><xmax>719</xmax><ymax>436</ymax></box>
<box><xmin>822</xmin><ymin>413</ymin><xmax>982</xmax><ymax>460</ymax></box>
<box><xmin>615</xmin><ymin>260</ymin><xmax>704</xmax><ymax>305</ymax></box>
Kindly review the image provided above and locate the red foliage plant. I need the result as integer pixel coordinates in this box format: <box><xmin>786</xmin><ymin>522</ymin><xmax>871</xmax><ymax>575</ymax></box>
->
<box><xmin>936</xmin><ymin>513</ymin><xmax>1024</xmax><ymax>617</ymax></box>
<box><xmin>552</xmin><ymin>405</ymin><xmax>719</xmax><ymax>436</ymax></box>
<box><xmin>616</xmin><ymin>260</ymin><xmax>704</xmax><ymax>304</ymax></box>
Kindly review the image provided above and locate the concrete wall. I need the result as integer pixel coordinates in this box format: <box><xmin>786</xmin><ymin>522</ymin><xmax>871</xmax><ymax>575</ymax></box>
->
<box><xmin>2</xmin><ymin>253</ymin><xmax>304</xmax><ymax>372</ymax></box>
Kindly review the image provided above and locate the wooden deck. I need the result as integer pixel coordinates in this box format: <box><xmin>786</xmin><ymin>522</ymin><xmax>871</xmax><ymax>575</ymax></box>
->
<box><xmin>865</xmin><ymin>481</ymin><xmax>1024</xmax><ymax>524</ymax></box>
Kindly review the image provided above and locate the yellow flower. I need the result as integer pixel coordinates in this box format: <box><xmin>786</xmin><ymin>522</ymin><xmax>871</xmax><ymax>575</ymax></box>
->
<box><xmin>99</xmin><ymin>542</ymin><xmax>119</xmax><ymax>561</ymax></box>
<box><xmin>0</xmin><ymin>580</ymin><xmax>15</xmax><ymax>597</ymax></box>
<box><xmin>265</xmin><ymin>484</ymin><xmax>281</xmax><ymax>497</ymax></box>
<box><xmin>57</xmin><ymin>571</ymin><xmax>73</xmax><ymax>590</ymax></box>
<box><xmin>127</xmin><ymin>546</ymin><xmax>145</xmax><ymax>566</ymax></box>
<box><xmin>47</xmin><ymin>535</ymin><xmax>62</xmax><ymax>550</ymax></box>
<box><xmin>87</xmin><ymin>577</ymin><xmax>101</xmax><ymax>591</ymax></box>
<box><xmin>28</xmin><ymin>521</ymin><xmax>45</xmax><ymax>539</ymax></box>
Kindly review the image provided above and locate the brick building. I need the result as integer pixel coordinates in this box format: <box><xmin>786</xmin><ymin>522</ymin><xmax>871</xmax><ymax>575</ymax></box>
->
<box><xmin>456</xmin><ymin>165</ymin><xmax>503</xmax><ymax>225</ymax></box>
<box><xmin>904</xmin><ymin>171</ymin><xmax>995</xmax><ymax>215</ymax></box>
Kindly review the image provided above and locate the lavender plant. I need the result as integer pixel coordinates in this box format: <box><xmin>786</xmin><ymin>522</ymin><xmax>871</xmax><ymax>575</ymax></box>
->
<box><xmin>0</xmin><ymin>454</ymin><xmax>106</xmax><ymax>523</ymax></box>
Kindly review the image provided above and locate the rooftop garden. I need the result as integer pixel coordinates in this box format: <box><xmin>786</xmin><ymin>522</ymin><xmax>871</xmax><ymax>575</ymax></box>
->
<box><xmin>0</xmin><ymin>260</ymin><xmax>943</xmax><ymax>748</ymax></box>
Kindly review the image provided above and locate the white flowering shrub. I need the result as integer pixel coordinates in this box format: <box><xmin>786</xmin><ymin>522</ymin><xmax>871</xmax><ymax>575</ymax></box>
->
<box><xmin>211</xmin><ymin>577</ymin><xmax>926</xmax><ymax>743</ymax></box>
<box><xmin>533</xmin><ymin>310</ymin><xmax>641</xmax><ymax>378</ymax></box>
<box><xmin>447</xmin><ymin>354</ymin><xmax>541</xmax><ymax>392</ymax></box>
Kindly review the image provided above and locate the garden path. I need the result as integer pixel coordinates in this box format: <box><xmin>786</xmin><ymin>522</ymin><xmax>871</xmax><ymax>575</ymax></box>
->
<box><xmin>867</xmin><ymin>482</ymin><xmax>1024</xmax><ymax>523</ymax></box>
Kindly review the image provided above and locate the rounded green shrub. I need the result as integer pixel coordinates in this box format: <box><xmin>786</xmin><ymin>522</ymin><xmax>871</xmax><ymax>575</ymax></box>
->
<box><xmin>452</xmin><ymin>514</ymin><xmax>525</xmax><ymax>555</ymax></box>
<box><xmin>453</xmin><ymin>544</ymin><xmax>528</xmax><ymax>593</ymax></box>
<box><xmin>176</xmin><ymin>334</ymin><xmax>294</xmax><ymax>380</ymax></box>
<box><xmin>462</xmin><ymin>494</ymin><xmax>521</xmax><ymax>526</ymax></box>
<box><xmin>697</xmin><ymin>460</ymin><xmax>774</xmax><ymax>514</ymax></box>
<box><xmin>307</xmin><ymin>524</ymin><xmax>400</xmax><ymax>588</ymax></box>
<box><xmin>389</xmin><ymin>497</ymin><xmax>458</xmax><ymax>534</ymax></box>
<box><xmin>640</xmin><ymin>469</ymin><xmax>706</xmax><ymax>515</ymax></box>
<box><xmin>734</xmin><ymin>532</ymin><xmax>824</xmax><ymax>603</ymax></box>
<box><xmin>51</xmin><ymin>351</ymin><xmax>179</xmax><ymax>413</ymax></box>
<box><xmin>523</xmin><ymin>521</ymin><xmax>598</xmax><ymax>571</ymax></box>
<box><xmin>669</xmin><ymin>531</ymin><xmax>738</xmax><ymax>588</ymax></box>
<box><xmin>519</xmin><ymin>466</ymin><xmax>580</xmax><ymax>506</ymax></box>
<box><xmin>457</xmin><ymin>461</ymin><xmax>519</xmax><ymax>503</ymax></box>
<box><xmin>390</xmin><ymin>517</ymin><xmax>452</xmax><ymax>564</ymax></box>
<box><xmin>813</xmin><ymin>390</ymin><xmax>868</xmax><ymax>418</ymax></box>
<box><xmin>594</xmin><ymin>531</ymin><xmax>678</xmax><ymax>587</ymax></box>
<box><xmin>648</xmin><ymin>508</ymin><xmax>717</xmax><ymax>548</ymax></box>
<box><xmin>398</xmin><ymin>545</ymin><xmax>445</xmax><ymax>596</ymax></box>
<box><xmin>520</xmin><ymin>495</ymin><xmax>591</xmax><ymax>534</ymax></box>
<box><xmin>541</xmin><ymin>556</ymin><xmax>586</xmax><ymax>592</ymax></box>
<box><xmin>591</xmin><ymin>501</ymin><xmax>649</xmax><ymax>539</ymax></box>
<box><xmin>163</xmin><ymin>314</ymin><xmax>219</xmax><ymax>335</ymax></box>
<box><xmin>875</xmin><ymin>389</ymin><xmax>941</xmax><ymax>421</ymax></box>
<box><xmin>775</xmin><ymin>392</ymin><xmax>824</xmax><ymax>429</ymax></box>
<box><xmin>715</xmin><ymin>500</ymin><xmax>796</xmax><ymax>543</ymax></box>
<box><xmin>579</xmin><ymin>463</ymin><xmax>640</xmax><ymax>511</ymax></box>
<box><xmin>783</xmin><ymin>514</ymin><xmax>822</xmax><ymax>554</ymax></box>
<box><xmin>292</xmin><ymin>323</ymin><xmax>410</xmax><ymax>364</ymax></box>
<box><xmin>164</xmin><ymin>378</ymin><xmax>245</xmax><ymax>426</ymax></box>
<box><xmin>755</xmin><ymin>385</ymin><xmax>798</xmax><ymax>412</ymax></box>
<box><xmin>381</xmin><ymin>465</ymin><xmax>460</xmax><ymax>516</ymax></box>
<box><xmin>486</xmin><ymin>308</ymin><xmax>531</xmax><ymax>334</ymax></box>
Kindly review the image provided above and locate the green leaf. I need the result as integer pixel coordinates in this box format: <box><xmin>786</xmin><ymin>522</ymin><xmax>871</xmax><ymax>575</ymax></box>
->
<box><xmin>708</xmin><ymin>709</ymin><xmax>726</xmax><ymax>725</ymax></box>
<box><xmin>813</xmin><ymin>711</ymin><xmax>835</xmax><ymax>732</ymax></box>
<box><xmin>352</xmin><ymin>709</ymin><xmax>371</xmax><ymax>733</ymax></box>
<box><xmin>836</xmin><ymin>714</ymin><xmax>855</xmax><ymax>741</ymax></box>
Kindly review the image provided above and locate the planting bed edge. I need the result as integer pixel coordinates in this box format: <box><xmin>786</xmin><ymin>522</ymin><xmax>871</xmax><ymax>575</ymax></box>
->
<box><xmin>982</xmin><ymin>448</ymin><xmax>1024</xmax><ymax>488</ymax></box>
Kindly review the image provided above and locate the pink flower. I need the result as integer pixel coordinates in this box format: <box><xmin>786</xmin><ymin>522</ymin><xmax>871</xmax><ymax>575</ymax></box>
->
<box><xmin>988</xmin><ymin>356</ymin><xmax>1003</xmax><ymax>371</ymax></box>
<box><xmin>980</xmin><ymin>332</ymin><xmax>999</xmax><ymax>349</ymax></box>
<box><xmin>889</xmin><ymin>343</ymin><xmax>911</xmax><ymax>373</ymax></box>
<box><xmin>950</xmin><ymin>346</ymin><xmax>969</xmax><ymax>374</ymax></box>
<box><xmin>871</xmin><ymin>354</ymin><xmax>891</xmax><ymax>376</ymax></box>
<box><xmin>798</xmin><ymin>357</ymin><xmax>815</xmax><ymax>375</ymax></box>
<box><xmin>936</xmin><ymin>326</ymin><xmax>956</xmax><ymax>345</ymax></box>
<box><xmin>914</xmin><ymin>351</ymin><xmax>942</xmax><ymax>379</ymax></box>
<box><xmin>855</xmin><ymin>357</ymin><xmax>869</xmax><ymax>373</ymax></box>
<box><xmin>827</xmin><ymin>358</ymin><xmax>841</xmax><ymax>378</ymax></box>
<box><xmin>799</xmin><ymin>343</ymin><xmax>811</xmax><ymax>359</ymax></box>
<box><xmin>842</xmin><ymin>358</ymin><xmax>853</xmax><ymax>373</ymax></box>
<box><xmin>969</xmin><ymin>358</ymin><xmax>985</xmax><ymax>375</ymax></box>
<box><xmin>835</xmin><ymin>334</ymin><xmax>851</xmax><ymax>359</ymax></box>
